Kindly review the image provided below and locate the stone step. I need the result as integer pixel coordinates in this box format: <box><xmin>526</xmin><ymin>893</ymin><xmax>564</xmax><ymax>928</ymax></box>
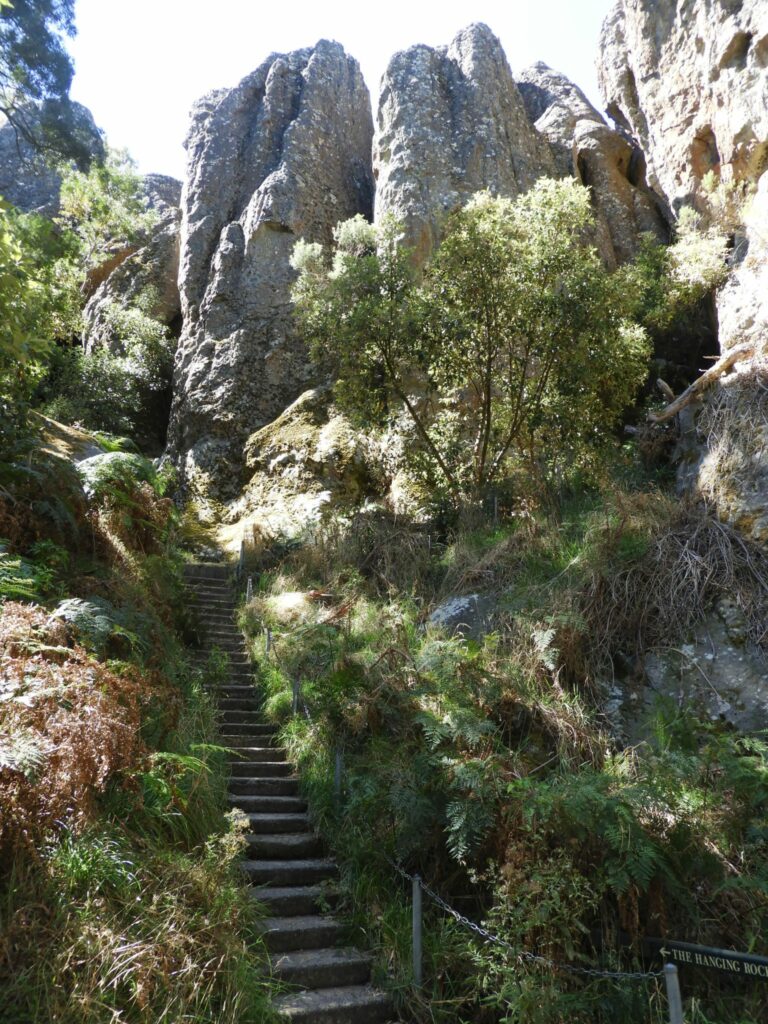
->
<box><xmin>211</xmin><ymin>687</ymin><xmax>260</xmax><ymax>700</ymax></box>
<box><xmin>190</xmin><ymin>650</ymin><xmax>250</xmax><ymax>662</ymax></box>
<box><xmin>246</xmin><ymin>831</ymin><xmax>321</xmax><ymax>858</ymax></box>
<box><xmin>218</xmin><ymin>698</ymin><xmax>263</xmax><ymax>712</ymax></box>
<box><xmin>243</xmin><ymin>858</ymin><xmax>337</xmax><ymax>886</ymax></box>
<box><xmin>230</xmin><ymin>760</ymin><xmax>291</xmax><ymax>777</ymax></box>
<box><xmin>188</xmin><ymin>590</ymin><xmax>234</xmax><ymax>602</ymax></box>
<box><xmin>183</xmin><ymin>563</ymin><xmax>230</xmax><ymax>580</ymax></box>
<box><xmin>221</xmin><ymin>723</ymin><xmax>281</xmax><ymax>738</ymax></box>
<box><xmin>254</xmin><ymin>884</ymin><xmax>339</xmax><ymax>917</ymax></box>
<box><xmin>259</xmin><ymin>914</ymin><xmax>343</xmax><ymax>953</ymax></box>
<box><xmin>200</xmin><ymin>639</ymin><xmax>248</xmax><ymax>652</ymax></box>
<box><xmin>220</xmin><ymin>709</ymin><xmax>264</xmax><ymax>724</ymax></box>
<box><xmin>273</xmin><ymin>947</ymin><xmax>371</xmax><ymax>991</ymax></box>
<box><xmin>272</xmin><ymin>985</ymin><xmax>391</xmax><ymax>1024</ymax></box>
<box><xmin>229</xmin><ymin>794</ymin><xmax>307</xmax><ymax>813</ymax></box>
<box><xmin>225</xmin><ymin>742</ymin><xmax>282</xmax><ymax>757</ymax></box>
<box><xmin>188</xmin><ymin>597</ymin><xmax>236</xmax><ymax>609</ymax></box>
<box><xmin>245</xmin><ymin>812</ymin><xmax>309</xmax><ymax>833</ymax></box>
<box><xmin>228</xmin><ymin>776</ymin><xmax>300</xmax><ymax>796</ymax></box>
<box><xmin>223</xmin><ymin>740</ymin><xmax>280</xmax><ymax>754</ymax></box>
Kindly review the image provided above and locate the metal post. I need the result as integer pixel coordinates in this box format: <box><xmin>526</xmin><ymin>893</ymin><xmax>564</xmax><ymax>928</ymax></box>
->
<box><xmin>664</xmin><ymin>963</ymin><xmax>684</xmax><ymax>1024</ymax></box>
<box><xmin>334</xmin><ymin>747</ymin><xmax>343</xmax><ymax>806</ymax></box>
<box><xmin>412</xmin><ymin>874</ymin><xmax>422</xmax><ymax>987</ymax></box>
<box><xmin>246</xmin><ymin>575</ymin><xmax>253</xmax><ymax>603</ymax></box>
<box><xmin>238</xmin><ymin>539</ymin><xmax>245</xmax><ymax>580</ymax></box>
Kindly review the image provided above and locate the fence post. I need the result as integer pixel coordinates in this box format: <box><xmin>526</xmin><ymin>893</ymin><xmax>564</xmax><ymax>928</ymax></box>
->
<box><xmin>412</xmin><ymin>874</ymin><xmax>423</xmax><ymax>987</ymax></box>
<box><xmin>237</xmin><ymin>539</ymin><xmax>245</xmax><ymax>580</ymax></box>
<box><xmin>334</xmin><ymin>747</ymin><xmax>343</xmax><ymax>807</ymax></box>
<box><xmin>246</xmin><ymin>575</ymin><xmax>253</xmax><ymax>603</ymax></box>
<box><xmin>664</xmin><ymin>963</ymin><xmax>684</xmax><ymax>1024</ymax></box>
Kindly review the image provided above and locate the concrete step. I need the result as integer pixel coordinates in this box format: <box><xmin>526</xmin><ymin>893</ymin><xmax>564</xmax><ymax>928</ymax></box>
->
<box><xmin>220</xmin><ymin>709</ymin><xmax>265</xmax><ymax>725</ymax></box>
<box><xmin>190</xmin><ymin>650</ymin><xmax>250</xmax><ymax>662</ymax></box>
<box><xmin>183</xmin><ymin>563</ymin><xmax>230</xmax><ymax>580</ymax></box>
<box><xmin>188</xmin><ymin>597</ymin><xmax>236</xmax><ymax>609</ymax></box>
<box><xmin>228</xmin><ymin>776</ymin><xmax>300</xmax><ymax>796</ymax></box>
<box><xmin>218</xmin><ymin>699</ymin><xmax>263</xmax><ymax>713</ymax></box>
<box><xmin>220</xmin><ymin>722</ymin><xmax>276</xmax><ymax>736</ymax></box>
<box><xmin>221</xmin><ymin>723</ymin><xmax>282</xmax><ymax>738</ymax></box>
<box><xmin>245</xmin><ymin>812</ymin><xmax>309</xmax><ymax>833</ymax></box>
<box><xmin>254</xmin><ymin>884</ymin><xmax>339</xmax><ymax>917</ymax></box>
<box><xmin>246</xmin><ymin>831</ymin><xmax>321</xmax><ymax>858</ymax></box>
<box><xmin>229</xmin><ymin>794</ymin><xmax>307</xmax><ymax>813</ymax></box>
<box><xmin>212</xmin><ymin>688</ymin><xmax>260</xmax><ymax>701</ymax></box>
<box><xmin>259</xmin><ymin>914</ymin><xmax>343</xmax><ymax>953</ymax></box>
<box><xmin>230</xmin><ymin>760</ymin><xmax>292</xmax><ymax>778</ymax></box>
<box><xmin>243</xmin><ymin>858</ymin><xmax>337</xmax><ymax>886</ymax></box>
<box><xmin>229</xmin><ymin>747</ymin><xmax>284</xmax><ymax>763</ymax></box>
<box><xmin>272</xmin><ymin>985</ymin><xmax>391</xmax><ymax>1024</ymax></box>
<box><xmin>273</xmin><ymin>947</ymin><xmax>371</xmax><ymax>990</ymax></box>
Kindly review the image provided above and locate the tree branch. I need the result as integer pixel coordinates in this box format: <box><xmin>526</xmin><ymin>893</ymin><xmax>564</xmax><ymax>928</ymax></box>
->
<box><xmin>649</xmin><ymin>342</ymin><xmax>754</xmax><ymax>424</ymax></box>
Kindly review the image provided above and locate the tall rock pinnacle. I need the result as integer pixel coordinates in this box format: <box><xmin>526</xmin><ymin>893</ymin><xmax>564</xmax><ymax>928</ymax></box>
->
<box><xmin>168</xmin><ymin>41</ymin><xmax>374</xmax><ymax>498</ymax></box>
<box><xmin>373</xmin><ymin>23</ymin><xmax>556</xmax><ymax>265</ymax></box>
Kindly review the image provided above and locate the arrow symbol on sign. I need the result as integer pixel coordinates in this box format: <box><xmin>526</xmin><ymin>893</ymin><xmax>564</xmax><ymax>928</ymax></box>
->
<box><xmin>660</xmin><ymin>947</ymin><xmax>670</xmax><ymax>959</ymax></box>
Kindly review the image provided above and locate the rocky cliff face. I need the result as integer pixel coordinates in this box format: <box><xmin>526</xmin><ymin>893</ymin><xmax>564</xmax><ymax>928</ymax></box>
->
<box><xmin>0</xmin><ymin>103</ymin><xmax>102</xmax><ymax>215</ymax></box>
<box><xmin>167</xmin><ymin>41</ymin><xmax>374</xmax><ymax>498</ymax></box>
<box><xmin>517</xmin><ymin>62</ymin><xmax>668</xmax><ymax>267</ymax></box>
<box><xmin>83</xmin><ymin>175</ymin><xmax>183</xmax><ymax>353</ymax></box>
<box><xmin>599</xmin><ymin>0</ymin><xmax>768</xmax><ymax>212</ymax></box>
<box><xmin>373</xmin><ymin>23</ymin><xmax>556</xmax><ymax>266</ymax></box>
<box><xmin>599</xmin><ymin>0</ymin><xmax>768</xmax><ymax>538</ymax></box>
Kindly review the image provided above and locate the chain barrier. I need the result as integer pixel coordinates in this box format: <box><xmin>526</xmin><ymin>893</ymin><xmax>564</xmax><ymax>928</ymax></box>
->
<box><xmin>385</xmin><ymin>855</ymin><xmax>662</xmax><ymax>982</ymax></box>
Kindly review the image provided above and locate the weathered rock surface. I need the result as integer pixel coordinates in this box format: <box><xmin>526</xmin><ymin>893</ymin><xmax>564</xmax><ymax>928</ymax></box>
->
<box><xmin>517</xmin><ymin>62</ymin><xmax>668</xmax><ymax>266</ymax></box>
<box><xmin>83</xmin><ymin>175</ymin><xmax>183</xmax><ymax>354</ymax></box>
<box><xmin>600</xmin><ymin>1</ymin><xmax>768</xmax><ymax>539</ymax></box>
<box><xmin>605</xmin><ymin>599</ymin><xmax>768</xmax><ymax>740</ymax></box>
<box><xmin>717</xmin><ymin>171</ymin><xmax>768</xmax><ymax>353</ymax></box>
<box><xmin>167</xmin><ymin>41</ymin><xmax>374</xmax><ymax>498</ymax></box>
<box><xmin>373</xmin><ymin>23</ymin><xmax>556</xmax><ymax>266</ymax></box>
<box><xmin>0</xmin><ymin>103</ymin><xmax>102</xmax><ymax>214</ymax></box>
<box><xmin>228</xmin><ymin>388</ymin><xmax>379</xmax><ymax>539</ymax></box>
<box><xmin>598</xmin><ymin>0</ymin><xmax>768</xmax><ymax>212</ymax></box>
<box><xmin>428</xmin><ymin>593</ymin><xmax>496</xmax><ymax>640</ymax></box>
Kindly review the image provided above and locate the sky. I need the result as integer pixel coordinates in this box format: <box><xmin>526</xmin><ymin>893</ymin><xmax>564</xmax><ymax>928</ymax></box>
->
<box><xmin>69</xmin><ymin>0</ymin><xmax>614</xmax><ymax>181</ymax></box>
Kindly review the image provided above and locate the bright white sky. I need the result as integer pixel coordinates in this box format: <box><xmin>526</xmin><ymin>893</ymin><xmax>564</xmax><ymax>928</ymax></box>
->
<box><xmin>69</xmin><ymin>0</ymin><xmax>613</xmax><ymax>181</ymax></box>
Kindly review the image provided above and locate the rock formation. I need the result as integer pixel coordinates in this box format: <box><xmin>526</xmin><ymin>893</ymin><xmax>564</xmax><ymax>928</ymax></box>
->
<box><xmin>599</xmin><ymin>0</ymin><xmax>768</xmax><ymax>540</ymax></box>
<box><xmin>167</xmin><ymin>41</ymin><xmax>374</xmax><ymax>499</ymax></box>
<box><xmin>0</xmin><ymin>103</ymin><xmax>102</xmax><ymax>215</ymax></box>
<box><xmin>517</xmin><ymin>62</ymin><xmax>668</xmax><ymax>267</ymax></box>
<box><xmin>599</xmin><ymin>0</ymin><xmax>768</xmax><ymax>212</ymax></box>
<box><xmin>373</xmin><ymin>23</ymin><xmax>556</xmax><ymax>265</ymax></box>
<box><xmin>83</xmin><ymin>175</ymin><xmax>183</xmax><ymax>353</ymax></box>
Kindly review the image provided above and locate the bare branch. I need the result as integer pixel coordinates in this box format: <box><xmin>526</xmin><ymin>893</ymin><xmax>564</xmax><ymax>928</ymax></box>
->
<box><xmin>649</xmin><ymin>342</ymin><xmax>755</xmax><ymax>424</ymax></box>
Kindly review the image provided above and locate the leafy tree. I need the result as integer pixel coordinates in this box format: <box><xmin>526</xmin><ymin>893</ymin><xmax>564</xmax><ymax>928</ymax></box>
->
<box><xmin>57</xmin><ymin>147</ymin><xmax>157</xmax><ymax>295</ymax></box>
<box><xmin>292</xmin><ymin>180</ymin><xmax>651</xmax><ymax>498</ymax></box>
<box><xmin>0</xmin><ymin>0</ymin><xmax>103</xmax><ymax>167</ymax></box>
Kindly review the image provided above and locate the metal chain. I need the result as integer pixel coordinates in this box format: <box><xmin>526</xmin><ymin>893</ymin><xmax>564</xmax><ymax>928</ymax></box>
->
<box><xmin>385</xmin><ymin>856</ymin><xmax>662</xmax><ymax>981</ymax></box>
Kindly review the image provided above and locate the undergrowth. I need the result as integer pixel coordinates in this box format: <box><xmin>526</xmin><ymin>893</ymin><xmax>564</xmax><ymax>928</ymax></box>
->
<box><xmin>241</xmin><ymin>471</ymin><xmax>768</xmax><ymax>1024</ymax></box>
<box><xmin>0</xmin><ymin>423</ymin><xmax>276</xmax><ymax>1023</ymax></box>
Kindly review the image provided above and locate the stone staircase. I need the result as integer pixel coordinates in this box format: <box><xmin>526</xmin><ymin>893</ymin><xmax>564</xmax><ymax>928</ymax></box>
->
<box><xmin>184</xmin><ymin>563</ymin><xmax>394</xmax><ymax>1024</ymax></box>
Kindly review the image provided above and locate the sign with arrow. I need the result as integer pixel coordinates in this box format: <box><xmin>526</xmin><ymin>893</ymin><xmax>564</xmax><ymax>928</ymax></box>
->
<box><xmin>645</xmin><ymin>938</ymin><xmax>768</xmax><ymax>980</ymax></box>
